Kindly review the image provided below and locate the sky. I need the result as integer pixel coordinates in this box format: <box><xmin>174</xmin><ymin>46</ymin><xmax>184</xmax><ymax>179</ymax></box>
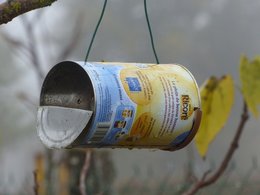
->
<box><xmin>1</xmin><ymin>0</ymin><xmax>260</xmax><ymax>193</ymax></box>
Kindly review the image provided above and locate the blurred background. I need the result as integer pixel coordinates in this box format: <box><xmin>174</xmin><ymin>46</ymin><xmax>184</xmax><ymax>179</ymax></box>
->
<box><xmin>0</xmin><ymin>0</ymin><xmax>260</xmax><ymax>194</ymax></box>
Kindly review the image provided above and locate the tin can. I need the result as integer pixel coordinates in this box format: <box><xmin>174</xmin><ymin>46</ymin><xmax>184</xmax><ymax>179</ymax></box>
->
<box><xmin>37</xmin><ymin>61</ymin><xmax>201</xmax><ymax>151</ymax></box>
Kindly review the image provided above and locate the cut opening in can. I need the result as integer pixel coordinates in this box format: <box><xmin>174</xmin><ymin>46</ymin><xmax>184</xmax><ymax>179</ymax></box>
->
<box><xmin>38</xmin><ymin>61</ymin><xmax>95</xmax><ymax>148</ymax></box>
<box><xmin>40</xmin><ymin>61</ymin><xmax>95</xmax><ymax>110</ymax></box>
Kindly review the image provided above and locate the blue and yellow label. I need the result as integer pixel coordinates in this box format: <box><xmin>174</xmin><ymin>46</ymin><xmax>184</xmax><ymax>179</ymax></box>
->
<box><xmin>79</xmin><ymin>62</ymin><xmax>200</xmax><ymax>149</ymax></box>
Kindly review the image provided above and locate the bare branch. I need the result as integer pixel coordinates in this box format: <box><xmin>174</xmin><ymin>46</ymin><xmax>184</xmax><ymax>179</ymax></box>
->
<box><xmin>1</xmin><ymin>31</ymin><xmax>27</xmax><ymax>48</ymax></box>
<box><xmin>21</xmin><ymin>14</ymin><xmax>44</xmax><ymax>82</ymax></box>
<box><xmin>0</xmin><ymin>0</ymin><xmax>57</xmax><ymax>25</ymax></box>
<box><xmin>182</xmin><ymin>101</ymin><xmax>249</xmax><ymax>195</ymax></box>
<box><xmin>1</xmin><ymin>11</ymin><xmax>45</xmax><ymax>83</ymax></box>
<box><xmin>79</xmin><ymin>150</ymin><xmax>92</xmax><ymax>195</ymax></box>
<box><xmin>1</xmin><ymin>31</ymin><xmax>32</xmax><ymax>60</ymax></box>
<box><xmin>57</xmin><ymin>12</ymin><xmax>85</xmax><ymax>61</ymax></box>
<box><xmin>33</xmin><ymin>170</ymin><xmax>39</xmax><ymax>195</ymax></box>
<box><xmin>17</xmin><ymin>91</ymin><xmax>37</xmax><ymax>113</ymax></box>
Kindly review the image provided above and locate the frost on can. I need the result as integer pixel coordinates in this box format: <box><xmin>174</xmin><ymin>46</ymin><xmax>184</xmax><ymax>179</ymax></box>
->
<box><xmin>37</xmin><ymin>61</ymin><xmax>202</xmax><ymax>151</ymax></box>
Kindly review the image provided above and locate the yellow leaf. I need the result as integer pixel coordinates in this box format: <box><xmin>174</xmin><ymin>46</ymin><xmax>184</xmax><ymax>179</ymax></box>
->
<box><xmin>240</xmin><ymin>55</ymin><xmax>260</xmax><ymax>117</ymax></box>
<box><xmin>195</xmin><ymin>75</ymin><xmax>234</xmax><ymax>158</ymax></box>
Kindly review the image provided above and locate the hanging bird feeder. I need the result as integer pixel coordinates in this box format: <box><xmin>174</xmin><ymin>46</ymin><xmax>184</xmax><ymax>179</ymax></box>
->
<box><xmin>37</xmin><ymin>62</ymin><xmax>201</xmax><ymax>150</ymax></box>
<box><xmin>36</xmin><ymin>0</ymin><xmax>202</xmax><ymax>151</ymax></box>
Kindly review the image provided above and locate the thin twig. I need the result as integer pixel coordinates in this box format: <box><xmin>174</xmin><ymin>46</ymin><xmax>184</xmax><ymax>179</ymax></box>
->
<box><xmin>0</xmin><ymin>0</ymin><xmax>57</xmax><ymax>25</ymax></box>
<box><xmin>182</xmin><ymin>101</ymin><xmax>249</xmax><ymax>195</ymax></box>
<box><xmin>16</xmin><ymin>92</ymin><xmax>37</xmax><ymax>113</ymax></box>
<box><xmin>1</xmin><ymin>31</ymin><xmax>32</xmax><ymax>60</ymax></box>
<box><xmin>21</xmin><ymin>14</ymin><xmax>44</xmax><ymax>82</ymax></box>
<box><xmin>33</xmin><ymin>170</ymin><xmax>39</xmax><ymax>195</ymax></box>
<box><xmin>79</xmin><ymin>150</ymin><xmax>92</xmax><ymax>195</ymax></box>
<box><xmin>0</xmin><ymin>31</ymin><xmax>28</xmax><ymax>49</ymax></box>
<box><xmin>57</xmin><ymin>12</ymin><xmax>84</xmax><ymax>61</ymax></box>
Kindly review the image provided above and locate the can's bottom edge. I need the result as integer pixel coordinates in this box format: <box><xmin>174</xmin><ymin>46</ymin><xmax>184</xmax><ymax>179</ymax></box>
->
<box><xmin>162</xmin><ymin>108</ymin><xmax>202</xmax><ymax>152</ymax></box>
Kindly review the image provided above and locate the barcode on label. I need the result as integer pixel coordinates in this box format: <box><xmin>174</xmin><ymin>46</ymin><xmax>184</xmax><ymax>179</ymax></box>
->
<box><xmin>89</xmin><ymin>122</ymin><xmax>111</xmax><ymax>143</ymax></box>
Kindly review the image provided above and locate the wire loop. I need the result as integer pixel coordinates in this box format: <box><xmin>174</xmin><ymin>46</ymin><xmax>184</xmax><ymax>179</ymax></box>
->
<box><xmin>84</xmin><ymin>0</ymin><xmax>108</xmax><ymax>63</ymax></box>
<box><xmin>84</xmin><ymin>0</ymin><xmax>160</xmax><ymax>64</ymax></box>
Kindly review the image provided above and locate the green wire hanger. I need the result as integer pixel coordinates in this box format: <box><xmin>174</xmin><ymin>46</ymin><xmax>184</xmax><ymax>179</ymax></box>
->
<box><xmin>84</xmin><ymin>0</ymin><xmax>160</xmax><ymax>64</ymax></box>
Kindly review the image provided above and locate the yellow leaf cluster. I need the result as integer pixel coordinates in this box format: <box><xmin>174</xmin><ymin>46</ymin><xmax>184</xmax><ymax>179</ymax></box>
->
<box><xmin>195</xmin><ymin>75</ymin><xmax>234</xmax><ymax>158</ymax></box>
<box><xmin>240</xmin><ymin>56</ymin><xmax>260</xmax><ymax>117</ymax></box>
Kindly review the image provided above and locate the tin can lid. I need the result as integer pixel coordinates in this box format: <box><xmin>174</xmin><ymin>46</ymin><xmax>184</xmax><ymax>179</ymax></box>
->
<box><xmin>37</xmin><ymin>106</ymin><xmax>93</xmax><ymax>149</ymax></box>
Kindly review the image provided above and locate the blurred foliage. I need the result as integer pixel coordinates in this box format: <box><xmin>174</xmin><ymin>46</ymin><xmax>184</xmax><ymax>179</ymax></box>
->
<box><xmin>34</xmin><ymin>150</ymin><xmax>116</xmax><ymax>195</ymax></box>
